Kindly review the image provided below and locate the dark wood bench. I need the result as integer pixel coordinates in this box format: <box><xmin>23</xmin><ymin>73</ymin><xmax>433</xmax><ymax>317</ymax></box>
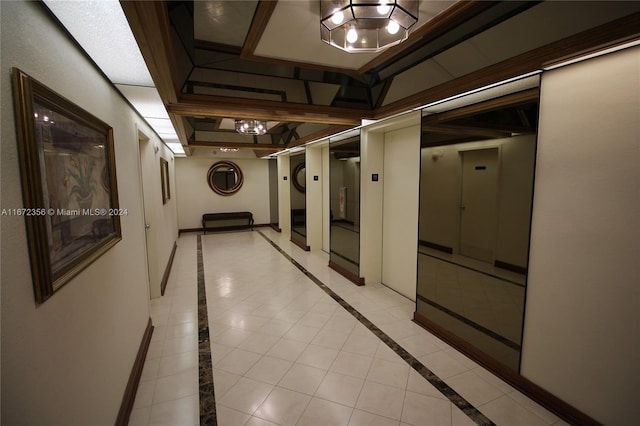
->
<box><xmin>202</xmin><ymin>212</ymin><xmax>254</xmax><ymax>234</ymax></box>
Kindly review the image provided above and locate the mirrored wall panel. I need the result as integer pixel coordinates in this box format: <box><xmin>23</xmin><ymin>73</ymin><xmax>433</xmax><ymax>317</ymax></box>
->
<box><xmin>290</xmin><ymin>152</ymin><xmax>308</xmax><ymax>250</ymax></box>
<box><xmin>415</xmin><ymin>78</ymin><xmax>539</xmax><ymax>372</ymax></box>
<box><xmin>329</xmin><ymin>133</ymin><xmax>362</xmax><ymax>283</ymax></box>
<box><xmin>268</xmin><ymin>159</ymin><xmax>279</xmax><ymax>229</ymax></box>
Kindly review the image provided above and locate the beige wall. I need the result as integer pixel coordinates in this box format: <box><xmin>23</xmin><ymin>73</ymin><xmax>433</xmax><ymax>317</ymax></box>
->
<box><xmin>138</xmin><ymin>135</ymin><xmax>179</xmax><ymax>298</ymax></box>
<box><xmin>306</xmin><ymin>146</ymin><xmax>323</xmax><ymax>251</ymax></box>
<box><xmin>277</xmin><ymin>154</ymin><xmax>291</xmax><ymax>236</ymax></box>
<box><xmin>175</xmin><ymin>157</ymin><xmax>270</xmax><ymax>229</ymax></box>
<box><xmin>322</xmin><ymin>145</ymin><xmax>331</xmax><ymax>252</ymax></box>
<box><xmin>360</xmin><ymin>131</ymin><xmax>384</xmax><ymax>283</ymax></box>
<box><xmin>522</xmin><ymin>46</ymin><xmax>640</xmax><ymax>425</ymax></box>
<box><xmin>0</xmin><ymin>2</ymin><xmax>168</xmax><ymax>423</ymax></box>
<box><xmin>382</xmin><ymin>124</ymin><xmax>421</xmax><ymax>300</ymax></box>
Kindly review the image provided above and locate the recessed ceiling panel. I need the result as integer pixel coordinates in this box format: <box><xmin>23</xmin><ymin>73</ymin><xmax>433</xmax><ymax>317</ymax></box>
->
<box><xmin>471</xmin><ymin>1</ymin><xmax>640</xmax><ymax>64</ymax></box>
<box><xmin>433</xmin><ymin>40</ymin><xmax>491</xmax><ymax>78</ymax></box>
<box><xmin>383</xmin><ymin>59</ymin><xmax>453</xmax><ymax>106</ymax></box>
<box><xmin>194</xmin><ymin>0</ymin><xmax>258</xmax><ymax>47</ymax></box>
<box><xmin>190</xmin><ymin>68</ymin><xmax>307</xmax><ymax>103</ymax></box>
<box><xmin>308</xmin><ymin>82</ymin><xmax>340</xmax><ymax>106</ymax></box>
<box><xmin>295</xmin><ymin>123</ymin><xmax>332</xmax><ymax>139</ymax></box>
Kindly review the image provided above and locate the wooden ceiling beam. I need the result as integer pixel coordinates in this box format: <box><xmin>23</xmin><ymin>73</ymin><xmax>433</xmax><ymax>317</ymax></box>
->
<box><xmin>120</xmin><ymin>1</ymin><xmax>179</xmax><ymax>103</ymax></box>
<box><xmin>422</xmin><ymin>124</ymin><xmax>511</xmax><ymax>139</ymax></box>
<box><xmin>421</xmin><ymin>88</ymin><xmax>539</xmax><ymax>124</ymax></box>
<box><xmin>188</xmin><ymin>141</ymin><xmax>284</xmax><ymax>151</ymax></box>
<box><xmin>242</xmin><ymin>1</ymin><xmax>279</xmax><ymax>58</ymax></box>
<box><xmin>169</xmin><ymin>94</ymin><xmax>368</xmax><ymax>126</ymax></box>
<box><xmin>448</xmin><ymin>120</ymin><xmax>536</xmax><ymax>135</ymax></box>
<box><xmin>120</xmin><ymin>0</ymin><xmax>189</xmax><ymax>145</ymax></box>
<box><xmin>285</xmin><ymin>125</ymin><xmax>353</xmax><ymax>149</ymax></box>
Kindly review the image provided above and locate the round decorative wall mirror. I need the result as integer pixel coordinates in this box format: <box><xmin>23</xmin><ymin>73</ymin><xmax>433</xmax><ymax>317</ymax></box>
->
<box><xmin>292</xmin><ymin>162</ymin><xmax>306</xmax><ymax>193</ymax></box>
<box><xmin>207</xmin><ymin>161</ymin><xmax>243</xmax><ymax>196</ymax></box>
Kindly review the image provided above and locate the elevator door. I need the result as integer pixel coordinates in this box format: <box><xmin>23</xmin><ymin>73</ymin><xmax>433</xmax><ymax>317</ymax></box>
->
<box><xmin>459</xmin><ymin>148</ymin><xmax>499</xmax><ymax>263</ymax></box>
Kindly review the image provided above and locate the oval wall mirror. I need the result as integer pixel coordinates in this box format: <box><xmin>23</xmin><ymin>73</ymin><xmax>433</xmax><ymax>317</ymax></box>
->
<box><xmin>292</xmin><ymin>162</ymin><xmax>306</xmax><ymax>193</ymax></box>
<box><xmin>207</xmin><ymin>161</ymin><xmax>244</xmax><ymax>196</ymax></box>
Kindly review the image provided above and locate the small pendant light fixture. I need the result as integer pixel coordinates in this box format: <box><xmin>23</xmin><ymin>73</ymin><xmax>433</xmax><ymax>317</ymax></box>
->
<box><xmin>235</xmin><ymin>119</ymin><xmax>267</xmax><ymax>135</ymax></box>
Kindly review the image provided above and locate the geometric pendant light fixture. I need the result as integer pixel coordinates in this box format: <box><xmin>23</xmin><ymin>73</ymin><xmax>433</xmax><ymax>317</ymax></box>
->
<box><xmin>320</xmin><ymin>0</ymin><xmax>418</xmax><ymax>53</ymax></box>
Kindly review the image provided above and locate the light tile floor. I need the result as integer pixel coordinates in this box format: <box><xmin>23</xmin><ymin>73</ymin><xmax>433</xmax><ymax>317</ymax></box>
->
<box><xmin>129</xmin><ymin>229</ymin><xmax>569</xmax><ymax>426</ymax></box>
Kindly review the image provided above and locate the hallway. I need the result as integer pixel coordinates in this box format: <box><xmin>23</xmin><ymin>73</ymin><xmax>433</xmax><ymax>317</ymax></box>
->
<box><xmin>128</xmin><ymin>229</ymin><xmax>565</xmax><ymax>426</ymax></box>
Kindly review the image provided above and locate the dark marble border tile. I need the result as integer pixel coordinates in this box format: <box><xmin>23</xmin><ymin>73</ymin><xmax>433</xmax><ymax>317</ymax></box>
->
<box><xmin>197</xmin><ymin>235</ymin><xmax>217</xmax><ymax>426</ymax></box>
<box><xmin>258</xmin><ymin>231</ymin><xmax>495</xmax><ymax>426</ymax></box>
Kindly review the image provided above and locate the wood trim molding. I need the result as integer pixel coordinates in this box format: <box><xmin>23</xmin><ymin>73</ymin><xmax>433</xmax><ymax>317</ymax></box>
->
<box><xmin>412</xmin><ymin>311</ymin><xmax>601</xmax><ymax>426</ymax></box>
<box><xmin>160</xmin><ymin>241</ymin><xmax>177</xmax><ymax>296</ymax></box>
<box><xmin>120</xmin><ymin>1</ymin><xmax>190</xmax><ymax>145</ymax></box>
<box><xmin>242</xmin><ymin>1</ymin><xmax>279</xmax><ymax>58</ymax></box>
<box><xmin>421</xmin><ymin>88</ymin><xmax>540</xmax><ymax>124</ymax></box>
<box><xmin>328</xmin><ymin>260</ymin><xmax>365</xmax><ymax>286</ymax></box>
<box><xmin>120</xmin><ymin>1</ymin><xmax>179</xmax><ymax>104</ymax></box>
<box><xmin>194</xmin><ymin>38</ymin><xmax>242</xmax><ymax>55</ymax></box>
<box><xmin>115</xmin><ymin>318</ymin><xmax>154</xmax><ymax>426</ymax></box>
<box><xmin>494</xmin><ymin>260</ymin><xmax>527</xmax><ymax>275</ymax></box>
<box><xmin>291</xmin><ymin>238</ymin><xmax>310</xmax><ymax>252</ymax></box>
<box><xmin>270</xmin><ymin>224</ymin><xmax>282</xmax><ymax>233</ymax></box>
<box><xmin>422</xmin><ymin>123</ymin><xmax>512</xmax><ymax>139</ymax></box>
<box><xmin>418</xmin><ymin>240</ymin><xmax>453</xmax><ymax>254</ymax></box>
<box><xmin>189</xmin><ymin>141</ymin><xmax>287</xmax><ymax>151</ymax></box>
<box><xmin>170</xmin><ymin>94</ymin><xmax>367</xmax><ymax>126</ymax></box>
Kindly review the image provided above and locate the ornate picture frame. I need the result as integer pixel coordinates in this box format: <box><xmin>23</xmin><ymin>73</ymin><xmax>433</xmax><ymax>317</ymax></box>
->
<box><xmin>11</xmin><ymin>68</ymin><xmax>122</xmax><ymax>303</ymax></box>
<box><xmin>207</xmin><ymin>161</ymin><xmax>244</xmax><ymax>196</ymax></box>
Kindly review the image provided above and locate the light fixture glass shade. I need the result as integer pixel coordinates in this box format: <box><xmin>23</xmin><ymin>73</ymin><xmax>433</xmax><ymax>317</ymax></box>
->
<box><xmin>235</xmin><ymin>119</ymin><xmax>267</xmax><ymax>135</ymax></box>
<box><xmin>320</xmin><ymin>0</ymin><xmax>418</xmax><ymax>53</ymax></box>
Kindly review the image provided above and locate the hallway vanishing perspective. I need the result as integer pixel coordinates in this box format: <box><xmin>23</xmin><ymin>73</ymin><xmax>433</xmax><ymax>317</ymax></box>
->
<box><xmin>130</xmin><ymin>229</ymin><xmax>566</xmax><ymax>426</ymax></box>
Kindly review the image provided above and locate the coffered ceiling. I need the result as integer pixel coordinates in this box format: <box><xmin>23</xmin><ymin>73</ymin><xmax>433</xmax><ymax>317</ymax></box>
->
<box><xmin>117</xmin><ymin>1</ymin><xmax>639</xmax><ymax>158</ymax></box>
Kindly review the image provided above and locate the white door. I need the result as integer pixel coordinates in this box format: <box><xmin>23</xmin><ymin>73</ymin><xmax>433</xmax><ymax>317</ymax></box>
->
<box><xmin>138</xmin><ymin>133</ymin><xmax>161</xmax><ymax>298</ymax></box>
<box><xmin>459</xmin><ymin>148</ymin><xmax>499</xmax><ymax>263</ymax></box>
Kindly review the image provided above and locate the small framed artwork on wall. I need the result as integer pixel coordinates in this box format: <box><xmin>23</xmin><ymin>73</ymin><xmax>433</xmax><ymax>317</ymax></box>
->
<box><xmin>160</xmin><ymin>157</ymin><xmax>170</xmax><ymax>204</ymax></box>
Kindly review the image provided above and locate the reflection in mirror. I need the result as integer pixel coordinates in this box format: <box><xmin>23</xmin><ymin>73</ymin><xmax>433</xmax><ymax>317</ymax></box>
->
<box><xmin>415</xmin><ymin>82</ymin><xmax>539</xmax><ymax>372</ymax></box>
<box><xmin>292</xmin><ymin>162</ymin><xmax>306</xmax><ymax>193</ymax></box>
<box><xmin>268</xmin><ymin>159</ymin><xmax>279</xmax><ymax>230</ymax></box>
<box><xmin>290</xmin><ymin>152</ymin><xmax>308</xmax><ymax>250</ymax></box>
<box><xmin>207</xmin><ymin>161</ymin><xmax>243</xmax><ymax>196</ymax></box>
<box><xmin>329</xmin><ymin>133</ymin><xmax>362</xmax><ymax>284</ymax></box>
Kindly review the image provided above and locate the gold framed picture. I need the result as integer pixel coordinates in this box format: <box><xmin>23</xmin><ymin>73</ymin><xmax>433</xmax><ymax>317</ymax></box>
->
<box><xmin>11</xmin><ymin>68</ymin><xmax>122</xmax><ymax>303</ymax></box>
